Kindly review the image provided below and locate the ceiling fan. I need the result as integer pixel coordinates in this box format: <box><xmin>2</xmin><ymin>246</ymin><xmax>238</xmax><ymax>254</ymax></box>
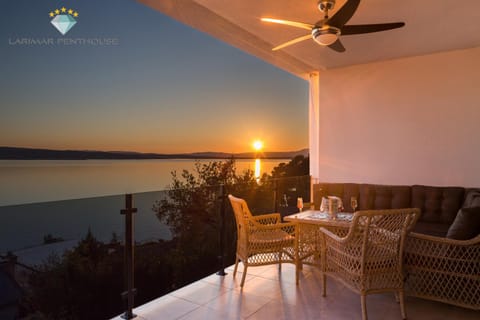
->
<box><xmin>261</xmin><ymin>0</ymin><xmax>405</xmax><ymax>52</ymax></box>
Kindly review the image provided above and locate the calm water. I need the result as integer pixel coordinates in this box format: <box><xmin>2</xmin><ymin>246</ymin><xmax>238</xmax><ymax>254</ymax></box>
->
<box><xmin>0</xmin><ymin>159</ymin><xmax>286</xmax><ymax>254</ymax></box>
<box><xmin>0</xmin><ymin>159</ymin><xmax>285</xmax><ymax>206</ymax></box>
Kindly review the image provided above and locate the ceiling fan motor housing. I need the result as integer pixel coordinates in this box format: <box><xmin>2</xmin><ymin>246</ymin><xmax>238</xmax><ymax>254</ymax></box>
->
<box><xmin>312</xmin><ymin>25</ymin><xmax>341</xmax><ymax>46</ymax></box>
<box><xmin>318</xmin><ymin>0</ymin><xmax>335</xmax><ymax>12</ymax></box>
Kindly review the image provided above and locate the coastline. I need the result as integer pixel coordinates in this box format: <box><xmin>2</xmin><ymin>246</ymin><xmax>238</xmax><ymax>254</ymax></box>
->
<box><xmin>0</xmin><ymin>146</ymin><xmax>308</xmax><ymax>160</ymax></box>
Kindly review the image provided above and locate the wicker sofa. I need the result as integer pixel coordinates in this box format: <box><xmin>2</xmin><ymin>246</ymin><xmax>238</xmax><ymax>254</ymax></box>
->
<box><xmin>312</xmin><ymin>182</ymin><xmax>480</xmax><ymax>310</ymax></box>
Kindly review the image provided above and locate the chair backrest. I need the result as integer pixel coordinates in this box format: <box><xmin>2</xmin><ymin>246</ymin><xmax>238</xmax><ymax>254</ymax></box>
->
<box><xmin>228</xmin><ymin>195</ymin><xmax>253</xmax><ymax>241</ymax></box>
<box><xmin>348</xmin><ymin>208</ymin><xmax>420</xmax><ymax>269</ymax></box>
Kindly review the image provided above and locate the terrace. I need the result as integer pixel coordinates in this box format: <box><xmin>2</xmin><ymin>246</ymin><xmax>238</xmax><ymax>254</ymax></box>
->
<box><xmin>2</xmin><ymin>0</ymin><xmax>479</xmax><ymax>319</ymax></box>
<box><xmin>111</xmin><ymin>263</ymin><xmax>479</xmax><ymax>320</ymax></box>
<box><xmin>125</xmin><ymin>0</ymin><xmax>480</xmax><ymax>319</ymax></box>
<box><xmin>2</xmin><ymin>179</ymin><xmax>478</xmax><ymax>320</ymax></box>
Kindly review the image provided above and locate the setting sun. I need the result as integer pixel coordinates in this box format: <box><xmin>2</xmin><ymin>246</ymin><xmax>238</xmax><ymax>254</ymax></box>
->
<box><xmin>252</xmin><ymin>140</ymin><xmax>263</xmax><ymax>151</ymax></box>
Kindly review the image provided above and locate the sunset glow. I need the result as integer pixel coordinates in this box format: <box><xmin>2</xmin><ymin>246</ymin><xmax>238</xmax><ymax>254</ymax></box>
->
<box><xmin>252</xmin><ymin>140</ymin><xmax>264</xmax><ymax>152</ymax></box>
<box><xmin>0</xmin><ymin>1</ymin><xmax>308</xmax><ymax>154</ymax></box>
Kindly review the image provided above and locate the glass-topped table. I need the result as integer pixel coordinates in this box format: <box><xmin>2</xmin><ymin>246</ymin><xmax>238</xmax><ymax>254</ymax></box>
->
<box><xmin>284</xmin><ymin>210</ymin><xmax>353</xmax><ymax>227</ymax></box>
<box><xmin>284</xmin><ymin>210</ymin><xmax>354</xmax><ymax>284</ymax></box>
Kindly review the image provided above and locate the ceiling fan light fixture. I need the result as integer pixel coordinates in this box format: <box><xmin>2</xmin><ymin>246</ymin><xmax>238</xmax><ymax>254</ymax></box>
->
<box><xmin>312</xmin><ymin>26</ymin><xmax>340</xmax><ymax>46</ymax></box>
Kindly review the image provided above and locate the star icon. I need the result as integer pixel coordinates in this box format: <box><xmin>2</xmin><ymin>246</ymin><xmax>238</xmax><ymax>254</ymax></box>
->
<box><xmin>55</xmin><ymin>9</ymin><xmax>60</xmax><ymax>15</ymax></box>
<box><xmin>61</xmin><ymin>7</ymin><xmax>67</xmax><ymax>13</ymax></box>
<box><xmin>49</xmin><ymin>12</ymin><xmax>54</xmax><ymax>17</ymax></box>
<box><xmin>73</xmin><ymin>12</ymin><xmax>79</xmax><ymax>17</ymax></box>
<box><xmin>68</xmin><ymin>9</ymin><xmax>73</xmax><ymax>15</ymax></box>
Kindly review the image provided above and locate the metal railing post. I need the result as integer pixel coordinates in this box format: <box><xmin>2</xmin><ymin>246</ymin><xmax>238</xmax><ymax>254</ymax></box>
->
<box><xmin>217</xmin><ymin>184</ymin><xmax>227</xmax><ymax>276</ymax></box>
<box><xmin>121</xmin><ymin>194</ymin><xmax>137</xmax><ymax>319</ymax></box>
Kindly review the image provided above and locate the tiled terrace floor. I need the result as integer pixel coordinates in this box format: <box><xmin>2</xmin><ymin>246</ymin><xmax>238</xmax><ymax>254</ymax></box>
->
<box><xmin>114</xmin><ymin>263</ymin><xmax>479</xmax><ymax>320</ymax></box>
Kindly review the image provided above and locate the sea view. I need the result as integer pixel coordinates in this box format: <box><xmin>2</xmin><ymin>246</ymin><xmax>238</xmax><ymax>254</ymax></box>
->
<box><xmin>0</xmin><ymin>159</ymin><xmax>285</xmax><ymax>206</ymax></box>
<box><xmin>0</xmin><ymin>159</ymin><xmax>286</xmax><ymax>254</ymax></box>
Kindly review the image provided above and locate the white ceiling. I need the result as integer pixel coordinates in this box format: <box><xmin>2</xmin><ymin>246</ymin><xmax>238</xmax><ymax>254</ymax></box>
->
<box><xmin>140</xmin><ymin>0</ymin><xmax>480</xmax><ymax>77</ymax></box>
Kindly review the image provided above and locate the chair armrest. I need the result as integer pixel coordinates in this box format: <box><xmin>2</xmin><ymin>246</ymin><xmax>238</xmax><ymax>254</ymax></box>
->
<box><xmin>319</xmin><ymin>227</ymin><xmax>348</xmax><ymax>243</ymax></box>
<box><xmin>408</xmin><ymin>232</ymin><xmax>480</xmax><ymax>246</ymax></box>
<box><xmin>405</xmin><ymin>232</ymin><xmax>480</xmax><ymax>276</ymax></box>
<box><xmin>252</xmin><ymin>213</ymin><xmax>281</xmax><ymax>225</ymax></box>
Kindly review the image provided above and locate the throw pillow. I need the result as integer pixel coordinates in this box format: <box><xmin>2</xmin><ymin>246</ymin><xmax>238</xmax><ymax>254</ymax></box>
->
<box><xmin>463</xmin><ymin>189</ymin><xmax>480</xmax><ymax>207</ymax></box>
<box><xmin>470</xmin><ymin>195</ymin><xmax>480</xmax><ymax>207</ymax></box>
<box><xmin>446</xmin><ymin>206</ymin><xmax>480</xmax><ymax>240</ymax></box>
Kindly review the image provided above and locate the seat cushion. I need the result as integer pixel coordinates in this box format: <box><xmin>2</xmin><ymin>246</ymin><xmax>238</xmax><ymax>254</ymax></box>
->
<box><xmin>250</xmin><ymin>230</ymin><xmax>294</xmax><ymax>245</ymax></box>
<box><xmin>446</xmin><ymin>206</ymin><xmax>480</xmax><ymax>240</ymax></box>
<box><xmin>413</xmin><ymin>221</ymin><xmax>450</xmax><ymax>237</ymax></box>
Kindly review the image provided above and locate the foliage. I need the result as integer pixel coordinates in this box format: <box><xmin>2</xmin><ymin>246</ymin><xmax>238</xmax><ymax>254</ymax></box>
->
<box><xmin>152</xmin><ymin>159</ymin><xmax>256</xmax><ymax>284</ymax></box>
<box><xmin>23</xmin><ymin>232</ymin><xmax>176</xmax><ymax>320</ymax></box>
<box><xmin>25</xmin><ymin>231</ymin><xmax>122</xmax><ymax>319</ymax></box>
<box><xmin>271</xmin><ymin>155</ymin><xmax>309</xmax><ymax>178</ymax></box>
<box><xmin>152</xmin><ymin>156</ymin><xmax>310</xmax><ymax>280</ymax></box>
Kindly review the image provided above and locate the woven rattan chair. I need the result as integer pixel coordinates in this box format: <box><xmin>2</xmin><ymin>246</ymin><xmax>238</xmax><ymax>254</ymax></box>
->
<box><xmin>228</xmin><ymin>194</ymin><xmax>296</xmax><ymax>287</ymax></box>
<box><xmin>404</xmin><ymin>232</ymin><xmax>480</xmax><ymax>310</ymax></box>
<box><xmin>319</xmin><ymin>208</ymin><xmax>420</xmax><ymax>320</ymax></box>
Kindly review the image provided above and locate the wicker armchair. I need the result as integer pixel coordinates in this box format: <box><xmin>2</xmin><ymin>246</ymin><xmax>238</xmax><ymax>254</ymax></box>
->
<box><xmin>228</xmin><ymin>195</ymin><xmax>296</xmax><ymax>287</ymax></box>
<box><xmin>319</xmin><ymin>208</ymin><xmax>420</xmax><ymax>320</ymax></box>
<box><xmin>404</xmin><ymin>232</ymin><xmax>480</xmax><ymax>310</ymax></box>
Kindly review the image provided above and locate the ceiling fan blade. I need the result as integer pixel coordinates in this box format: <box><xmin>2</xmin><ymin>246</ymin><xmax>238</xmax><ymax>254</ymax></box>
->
<box><xmin>327</xmin><ymin>0</ymin><xmax>361</xmax><ymax>29</ymax></box>
<box><xmin>328</xmin><ymin>39</ymin><xmax>346</xmax><ymax>52</ymax></box>
<box><xmin>272</xmin><ymin>34</ymin><xmax>312</xmax><ymax>51</ymax></box>
<box><xmin>342</xmin><ymin>22</ymin><xmax>405</xmax><ymax>35</ymax></box>
<box><xmin>261</xmin><ymin>18</ymin><xmax>314</xmax><ymax>31</ymax></box>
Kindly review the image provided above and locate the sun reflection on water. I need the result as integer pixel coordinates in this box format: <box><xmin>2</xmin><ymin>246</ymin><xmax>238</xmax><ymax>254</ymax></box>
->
<box><xmin>254</xmin><ymin>158</ymin><xmax>261</xmax><ymax>181</ymax></box>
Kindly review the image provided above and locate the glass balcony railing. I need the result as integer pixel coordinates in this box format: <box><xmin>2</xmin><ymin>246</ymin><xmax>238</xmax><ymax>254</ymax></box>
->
<box><xmin>0</xmin><ymin>175</ymin><xmax>311</xmax><ymax>320</ymax></box>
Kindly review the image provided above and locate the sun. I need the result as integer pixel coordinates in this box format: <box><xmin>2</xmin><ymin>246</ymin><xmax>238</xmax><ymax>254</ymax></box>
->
<box><xmin>252</xmin><ymin>140</ymin><xmax>263</xmax><ymax>152</ymax></box>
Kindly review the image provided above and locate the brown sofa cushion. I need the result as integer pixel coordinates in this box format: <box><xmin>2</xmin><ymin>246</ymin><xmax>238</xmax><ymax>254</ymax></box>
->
<box><xmin>313</xmin><ymin>183</ymin><xmax>471</xmax><ymax>237</ymax></box>
<box><xmin>357</xmin><ymin>184</ymin><xmax>411</xmax><ymax>211</ymax></box>
<box><xmin>413</xmin><ymin>221</ymin><xmax>450</xmax><ymax>237</ymax></box>
<box><xmin>411</xmin><ymin>185</ymin><xmax>464</xmax><ymax>224</ymax></box>
<box><xmin>446</xmin><ymin>206</ymin><xmax>480</xmax><ymax>240</ymax></box>
<box><xmin>313</xmin><ymin>183</ymin><xmax>361</xmax><ymax>211</ymax></box>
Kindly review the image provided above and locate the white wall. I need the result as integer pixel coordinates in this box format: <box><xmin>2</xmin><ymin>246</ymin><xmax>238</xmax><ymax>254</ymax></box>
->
<box><xmin>314</xmin><ymin>47</ymin><xmax>480</xmax><ymax>187</ymax></box>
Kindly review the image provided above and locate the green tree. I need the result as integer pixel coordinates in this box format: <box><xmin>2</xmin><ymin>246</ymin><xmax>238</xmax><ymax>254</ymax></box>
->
<box><xmin>271</xmin><ymin>155</ymin><xmax>309</xmax><ymax>178</ymax></box>
<box><xmin>26</xmin><ymin>231</ymin><xmax>123</xmax><ymax>319</ymax></box>
<box><xmin>152</xmin><ymin>159</ymin><xmax>258</xmax><ymax>284</ymax></box>
<box><xmin>151</xmin><ymin>156</ymin><xmax>311</xmax><ymax>285</ymax></box>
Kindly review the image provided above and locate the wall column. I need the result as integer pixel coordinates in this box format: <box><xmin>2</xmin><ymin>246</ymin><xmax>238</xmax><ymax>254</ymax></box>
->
<box><xmin>308</xmin><ymin>72</ymin><xmax>320</xmax><ymax>182</ymax></box>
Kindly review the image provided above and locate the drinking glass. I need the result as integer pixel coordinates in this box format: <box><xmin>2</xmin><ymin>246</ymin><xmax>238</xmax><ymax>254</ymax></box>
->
<box><xmin>297</xmin><ymin>197</ymin><xmax>304</xmax><ymax>212</ymax></box>
<box><xmin>350</xmin><ymin>196</ymin><xmax>358</xmax><ymax>213</ymax></box>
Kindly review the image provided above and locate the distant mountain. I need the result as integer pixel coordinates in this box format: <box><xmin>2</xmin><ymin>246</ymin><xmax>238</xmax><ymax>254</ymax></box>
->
<box><xmin>0</xmin><ymin>146</ymin><xmax>309</xmax><ymax>160</ymax></box>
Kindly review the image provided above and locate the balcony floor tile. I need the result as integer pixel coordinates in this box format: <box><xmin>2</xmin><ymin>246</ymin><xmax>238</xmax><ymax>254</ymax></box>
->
<box><xmin>113</xmin><ymin>263</ymin><xmax>480</xmax><ymax>320</ymax></box>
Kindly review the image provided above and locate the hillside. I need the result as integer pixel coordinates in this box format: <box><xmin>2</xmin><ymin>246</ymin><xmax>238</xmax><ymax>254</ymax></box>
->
<box><xmin>0</xmin><ymin>146</ymin><xmax>309</xmax><ymax>160</ymax></box>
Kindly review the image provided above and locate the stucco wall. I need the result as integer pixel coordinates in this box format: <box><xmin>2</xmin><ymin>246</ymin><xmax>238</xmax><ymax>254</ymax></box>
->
<box><xmin>314</xmin><ymin>47</ymin><xmax>480</xmax><ymax>187</ymax></box>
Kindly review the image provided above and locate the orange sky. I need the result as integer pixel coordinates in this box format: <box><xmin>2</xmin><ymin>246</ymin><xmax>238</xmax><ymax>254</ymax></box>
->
<box><xmin>0</xmin><ymin>0</ymin><xmax>308</xmax><ymax>154</ymax></box>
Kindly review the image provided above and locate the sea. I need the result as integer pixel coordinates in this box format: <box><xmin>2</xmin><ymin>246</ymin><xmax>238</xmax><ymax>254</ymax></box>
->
<box><xmin>0</xmin><ymin>159</ymin><xmax>286</xmax><ymax>256</ymax></box>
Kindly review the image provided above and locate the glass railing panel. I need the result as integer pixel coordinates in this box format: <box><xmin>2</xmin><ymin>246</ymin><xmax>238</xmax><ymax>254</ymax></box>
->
<box><xmin>0</xmin><ymin>193</ymin><xmax>150</xmax><ymax>319</ymax></box>
<box><xmin>0</xmin><ymin>174</ymin><xmax>311</xmax><ymax>319</ymax></box>
<box><xmin>133</xmin><ymin>184</ymin><xmax>221</xmax><ymax>305</ymax></box>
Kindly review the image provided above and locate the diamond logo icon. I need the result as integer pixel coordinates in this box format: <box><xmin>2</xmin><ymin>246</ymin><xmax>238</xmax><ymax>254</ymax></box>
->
<box><xmin>51</xmin><ymin>14</ymin><xmax>77</xmax><ymax>35</ymax></box>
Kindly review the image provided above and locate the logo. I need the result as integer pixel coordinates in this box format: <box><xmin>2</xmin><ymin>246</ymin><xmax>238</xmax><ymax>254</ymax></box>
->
<box><xmin>49</xmin><ymin>7</ymin><xmax>78</xmax><ymax>35</ymax></box>
<box><xmin>8</xmin><ymin>6</ymin><xmax>119</xmax><ymax>47</ymax></box>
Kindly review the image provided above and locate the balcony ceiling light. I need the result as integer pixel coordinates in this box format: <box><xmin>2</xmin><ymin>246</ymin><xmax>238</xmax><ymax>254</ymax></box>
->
<box><xmin>312</xmin><ymin>26</ymin><xmax>341</xmax><ymax>46</ymax></box>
